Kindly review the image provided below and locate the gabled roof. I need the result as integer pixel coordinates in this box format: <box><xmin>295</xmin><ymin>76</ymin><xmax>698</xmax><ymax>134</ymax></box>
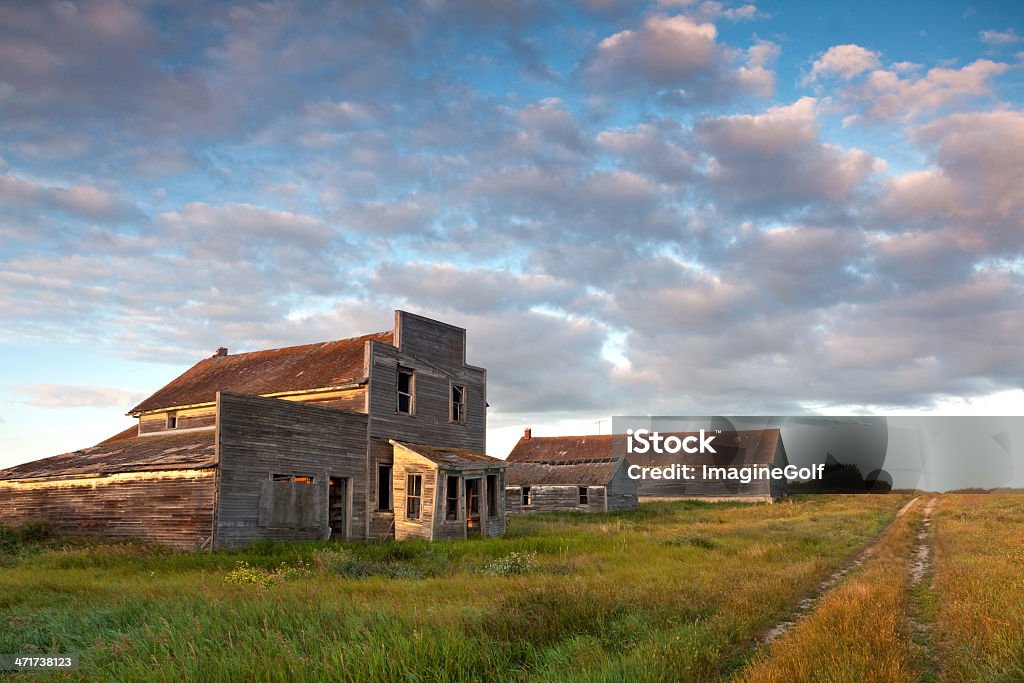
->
<box><xmin>506</xmin><ymin>434</ymin><xmax>616</xmax><ymax>462</ymax></box>
<box><xmin>129</xmin><ymin>331</ymin><xmax>393</xmax><ymax>414</ymax></box>
<box><xmin>0</xmin><ymin>430</ymin><xmax>217</xmax><ymax>481</ymax></box>
<box><xmin>507</xmin><ymin>429</ymin><xmax>784</xmax><ymax>467</ymax></box>
<box><xmin>506</xmin><ymin>457</ymin><xmax>625</xmax><ymax>487</ymax></box>
<box><xmin>391</xmin><ymin>440</ymin><xmax>508</xmax><ymax>469</ymax></box>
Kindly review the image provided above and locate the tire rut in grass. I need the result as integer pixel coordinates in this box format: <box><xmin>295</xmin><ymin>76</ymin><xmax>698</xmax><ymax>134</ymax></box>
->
<box><xmin>908</xmin><ymin>496</ymin><xmax>940</xmax><ymax>681</ymax></box>
<box><xmin>756</xmin><ymin>496</ymin><xmax>921</xmax><ymax>646</ymax></box>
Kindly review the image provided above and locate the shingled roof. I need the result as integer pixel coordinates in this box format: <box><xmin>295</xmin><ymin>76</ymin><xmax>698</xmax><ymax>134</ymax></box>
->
<box><xmin>0</xmin><ymin>430</ymin><xmax>217</xmax><ymax>481</ymax></box>
<box><xmin>507</xmin><ymin>429</ymin><xmax>784</xmax><ymax>467</ymax></box>
<box><xmin>129</xmin><ymin>331</ymin><xmax>393</xmax><ymax>415</ymax></box>
<box><xmin>391</xmin><ymin>441</ymin><xmax>508</xmax><ymax>468</ymax></box>
<box><xmin>506</xmin><ymin>458</ymin><xmax>625</xmax><ymax>487</ymax></box>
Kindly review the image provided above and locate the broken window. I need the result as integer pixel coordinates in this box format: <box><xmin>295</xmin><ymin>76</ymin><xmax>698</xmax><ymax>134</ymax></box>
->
<box><xmin>270</xmin><ymin>474</ymin><xmax>314</xmax><ymax>484</ymax></box>
<box><xmin>578</xmin><ymin>486</ymin><xmax>588</xmax><ymax>505</ymax></box>
<box><xmin>406</xmin><ymin>474</ymin><xmax>422</xmax><ymax>519</ymax></box>
<box><xmin>451</xmin><ymin>383</ymin><xmax>465</xmax><ymax>423</ymax></box>
<box><xmin>397</xmin><ymin>366</ymin><xmax>415</xmax><ymax>414</ymax></box>
<box><xmin>378</xmin><ymin>464</ymin><xmax>393</xmax><ymax>511</ymax></box>
<box><xmin>166</xmin><ymin>414</ymin><xmax>178</xmax><ymax>429</ymax></box>
<box><xmin>445</xmin><ymin>475</ymin><xmax>459</xmax><ymax>520</ymax></box>
<box><xmin>487</xmin><ymin>474</ymin><xmax>498</xmax><ymax>518</ymax></box>
<box><xmin>522</xmin><ymin>486</ymin><xmax>532</xmax><ymax>506</ymax></box>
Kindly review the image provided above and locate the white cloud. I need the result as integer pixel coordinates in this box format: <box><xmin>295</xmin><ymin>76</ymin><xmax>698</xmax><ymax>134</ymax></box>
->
<box><xmin>14</xmin><ymin>384</ymin><xmax>147</xmax><ymax>409</ymax></box>
<box><xmin>804</xmin><ymin>44</ymin><xmax>881</xmax><ymax>83</ymax></box>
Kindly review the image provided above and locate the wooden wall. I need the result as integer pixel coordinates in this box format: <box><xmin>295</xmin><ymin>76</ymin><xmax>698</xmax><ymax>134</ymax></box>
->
<box><xmin>365</xmin><ymin>313</ymin><xmax>486</xmax><ymax>537</ymax></box>
<box><xmin>392</xmin><ymin>446</ymin><xmax>437</xmax><ymax>541</ymax></box>
<box><xmin>0</xmin><ymin>469</ymin><xmax>215</xmax><ymax>549</ymax></box>
<box><xmin>606</xmin><ymin>461</ymin><xmax>640</xmax><ymax>511</ymax></box>
<box><xmin>505</xmin><ymin>485</ymin><xmax>609</xmax><ymax>514</ymax></box>
<box><xmin>214</xmin><ymin>392</ymin><xmax>369</xmax><ymax>549</ymax></box>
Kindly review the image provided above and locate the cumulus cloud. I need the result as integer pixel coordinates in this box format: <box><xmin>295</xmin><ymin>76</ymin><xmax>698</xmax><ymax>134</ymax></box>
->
<box><xmin>583</xmin><ymin>14</ymin><xmax>776</xmax><ymax>101</ymax></box>
<box><xmin>979</xmin><ymin>29</ymin><xmax>1020</xmax><ymax>47</ymax></box>
<box><xmin>694</xmin><ymin>97</ymin><xmax>879</xmax><ymax>209</ymax></box>
<box><xmin>0</xmin><ymin>172</ymin><xmax>142</xmax><ymax>222</ymax></box>
<box><xmin>804</xmin><ymin>44</ymin><xmax>881</xmax><ymax>83</ymax></box>
<box><xmin>14</xmin><ymin>384</ymin><xmax>147</xmax><ymax>409</ymax></box>
<box><xmin>829</xmin><ymin>58</ymin><xmax>1008</xmax><ymax>121</ymax></box>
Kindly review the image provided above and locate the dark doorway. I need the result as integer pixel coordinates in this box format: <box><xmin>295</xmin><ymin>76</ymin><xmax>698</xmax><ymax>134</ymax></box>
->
<box><xmin>328</xmin><ymin>477</ymin><xmax>349</xmax><ymax>540</ymax></box>
<box><xmin>465</xmin><ymin>478</ymin><xmax>481</xmax><ymax>536</ymax></box>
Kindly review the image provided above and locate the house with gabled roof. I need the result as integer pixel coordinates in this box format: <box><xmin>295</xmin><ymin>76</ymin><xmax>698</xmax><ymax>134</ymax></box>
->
<box><xmin>505</xmin><ymin>455</ymin><xmax>638</xmax><ymax>514</ymax></box>
<box><xmin>0</xmin><ymin>311</ymin><xmax>507</xmax><ymax>548</ymax></box>
<box><xmin>506</xmin><ymin>428</ymin><xmax>788</xmax><ymax>503</ymax></box>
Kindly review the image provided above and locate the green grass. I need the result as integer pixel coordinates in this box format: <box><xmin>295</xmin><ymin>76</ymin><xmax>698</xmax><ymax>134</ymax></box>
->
<box><xmin>0</xmin><ymin>496</ymin><xmax>909</xmax><ymax>682</ymax></box>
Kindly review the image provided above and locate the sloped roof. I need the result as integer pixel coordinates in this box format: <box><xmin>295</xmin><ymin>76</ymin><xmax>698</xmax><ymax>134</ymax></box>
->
<box><xmin>391</xmin><ymin>441</ymin><xmax>508</xmax><ymax>468</ymax></box>
<box><xmin>506</xmin><ymin>458</ymin><xmax>624</xmax><ymax>487</ymax></box>
<box><xmin>129</xmin><ymin>331</ymin><xmax>393</xmax><ymax>414</ymax></box>
<box><xmin>507</xmin><ymin>429</ymin><xmax>783</xmax><ymax>467</ymax></box>
<box><xmin>95</xmin><ymin>423</ymin><xmax>140</xmax><ymax>445</ymax></box>
<box><xmin>0</xmin><ymin>430</ymin><xmax>217</xmax><ymax>481</ymax></box>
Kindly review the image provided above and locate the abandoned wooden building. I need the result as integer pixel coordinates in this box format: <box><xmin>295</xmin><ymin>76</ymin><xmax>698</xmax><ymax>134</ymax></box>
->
<box><xmin>506</xmin><ymin>428</ymin><xmax>789</xmax><ymax>502</ymax></box>
<box><xmin>0</xmin><ymin>311</ymin><xmax>507</xmax><ymax>549</ymax></box>
<box><xmin>504</xmin><ymin>454</ymin><xmax>638</xmax><ymax>514</ymax></box>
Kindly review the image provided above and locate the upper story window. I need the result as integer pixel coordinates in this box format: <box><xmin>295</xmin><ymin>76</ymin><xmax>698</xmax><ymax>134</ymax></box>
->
<box><xmin>166</xmin><ymin>414</ymin><xmax>178</xmax><ymax>429</ymax></box>
<box><xmin>397</xmin><ymin>366</ymin><xmax>415</xmax><ymax>414</ymax></box>
<box><xmin>451</xmin><ymin>383</ymin><xmax>465</xmax><ymax>423</ymax></box>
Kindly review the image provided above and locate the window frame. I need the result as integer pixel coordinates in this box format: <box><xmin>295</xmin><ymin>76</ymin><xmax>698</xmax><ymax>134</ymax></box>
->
<box><xmin>166</xmin><ymin>413</ymin><xmax>178</xmax><ymax>429</ymax></box>
<box><xmin>450</xmin><ymin>383</ymin><xmax>466</xmax><ymax>423</ymax></box>
<box><xmin>397</xmin><ymin>366</ymin><xmax>415</xmax><ymax>415</ymax></box>
<box><xmin>406</xmin><ymin>473</ymin><xmax>423</xmax><ymax>519</ymax></box>
<box><xmin>486</xmin><ymin>474</ymin><xmax>499</xmax><ymax>518</ymax></box>
<box><xmin>578</xmin><ymin>486</ymin><xmax>588</xmax><ymax>505</ymax></box>
<box><xmin>445</xmin><ymin>475</ymin><xmax>460</xmax><ymax>521</ymax></box>
<box><xmin>521</xmin><ymin>486</ymin><xmax>532</xmax><ymax>506</ymax></box>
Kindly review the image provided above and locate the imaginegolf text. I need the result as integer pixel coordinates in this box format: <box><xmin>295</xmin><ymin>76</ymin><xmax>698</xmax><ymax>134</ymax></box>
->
<box><xmin>627</xmin><ymin>463</ymin><xmax>826</xmax><ymax>484</ymax></box>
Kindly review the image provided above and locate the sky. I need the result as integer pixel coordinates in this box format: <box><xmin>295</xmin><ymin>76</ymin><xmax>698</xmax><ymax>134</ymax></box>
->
<box><xmin>1</xmin><ymin>0</ymin><xmax>1022</xmax><ymax>471</ymax></box>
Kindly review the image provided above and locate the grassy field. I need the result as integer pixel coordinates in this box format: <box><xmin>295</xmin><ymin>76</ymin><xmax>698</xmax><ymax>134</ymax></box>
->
<box><xmin>3</xmin><ymin>493</ymin><xmax>1021</xmax><ymax>682</ymax></box>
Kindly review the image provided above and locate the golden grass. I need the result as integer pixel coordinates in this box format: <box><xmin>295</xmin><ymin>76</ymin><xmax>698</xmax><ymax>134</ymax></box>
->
<box><xmin>932</xmin><ymin>494</ymin><xmax>1024</xmax><ymax>682</ymax></box>
<box><xmin>735</xmin><ymin>496</ymin><xmax>930</xmax><ymax>683</ymax></box>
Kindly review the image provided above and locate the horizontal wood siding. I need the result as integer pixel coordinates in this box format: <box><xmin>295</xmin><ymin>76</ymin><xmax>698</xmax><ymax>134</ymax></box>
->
<box><xmin>606</xmin><ymin>460</ymin><xmax>640</xmax><ymax>511</ymax></box>
<box><xmin>395</xmin><ymin>311</ymin><xmax>465</xmax><ymax>370</ymax></box>
<box><xmin>504</xmin><ymin>485</ymin><xmax>606</xmax><ymax>514</ymax></box>
<box><xmin>214</xmin><ymin>392</ymin><xmax>368</xmax><ymax>549</ymax></box>
<box><xmin>0</xmin><ymin>470</ymin><xmax>215</xmax><ymax>548</ymax></box>
<box><xmin>393</xmin><ymin>446</ymin><xmax>436</xmax><ymax>541</ymax></box>
<box><xmin>367</xmin><ymin>344</ymin><xmax>485</xmax><ymax>452</ymax></box>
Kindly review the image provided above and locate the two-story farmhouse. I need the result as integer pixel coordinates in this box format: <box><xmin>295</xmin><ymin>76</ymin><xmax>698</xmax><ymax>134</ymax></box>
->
<box><xmin>0</xmin><ymin>311</ymin><xmax>508</xmax><ymax>548</ymax></box>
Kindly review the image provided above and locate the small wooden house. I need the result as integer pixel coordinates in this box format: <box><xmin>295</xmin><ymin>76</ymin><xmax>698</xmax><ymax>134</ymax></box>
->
<box><xmin>0</xmin><ymin>311</ymin><xmax>501</xmax><ymax>548</ymax></box>
<box><xmin>391</xmin><ymin>441</ymin><xmax>508</xmax><ymax>540</ymax></box>
<box><xmin>505</xmin><ymin>457</ymin><xmax>637</xmax><ymax>514</ymax></box>
<box><xmin>506</xmin><ymin>428</ymin><xmax>789</xmax><ymax>502</ymax></box>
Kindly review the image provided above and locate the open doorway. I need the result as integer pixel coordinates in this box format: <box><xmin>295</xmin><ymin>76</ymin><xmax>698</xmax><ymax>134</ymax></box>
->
<box><xmin>328</xmin><ymin>477</ymin><xmax>349</xmax><ymax>540</ymax></box>
<box><xmin>465</xmin><ymin>477</ymin><xmax>481</xmax><ymax>536</ymax></box>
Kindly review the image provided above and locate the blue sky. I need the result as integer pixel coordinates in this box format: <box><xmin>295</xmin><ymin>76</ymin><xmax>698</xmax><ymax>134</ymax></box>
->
<box><xmin>1</xmin><ymin>0</ymin><xmax>1023</xmax><ymax>470</ymax></box>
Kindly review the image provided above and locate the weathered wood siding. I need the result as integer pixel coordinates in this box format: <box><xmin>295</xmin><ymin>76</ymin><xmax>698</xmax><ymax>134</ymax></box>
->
<box><xmin>606</xmin><ymin>460</ymin><xmax>640</xmax><ymax>511</ymax></box>
<box><xmin>0</xmin><ymin>469</ymin><xmax>215</xmax><ymax>548</ymax></box>
<box><xmin>505</xmin><ymin>485</ymin><xmax>607</xmax><ymax>514</ymax></box>
<box><xmin>214</xmin><ymin>392</ymin><xmax>369</xmax><ymax>549</ymax></box>
<box><xmin>392</xmin><ymin>445</ymin><xmax>437</xmax><ymax>541</ymax></box>
<box><xmin>365</xmin><ymin>312</ymin><xmax>486</xmax><ymax>537</ymax></box>
<box><xmin>368</xmin><ymin>438</ymin><xmax>396</xmax><ymax>539</ymax></box>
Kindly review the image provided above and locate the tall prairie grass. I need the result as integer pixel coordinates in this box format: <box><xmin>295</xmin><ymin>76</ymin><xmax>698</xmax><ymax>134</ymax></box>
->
<box><xmin>0</xmin><ymin>496</ymin><xmax>908</xmax><ymax>682</ymax></box>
